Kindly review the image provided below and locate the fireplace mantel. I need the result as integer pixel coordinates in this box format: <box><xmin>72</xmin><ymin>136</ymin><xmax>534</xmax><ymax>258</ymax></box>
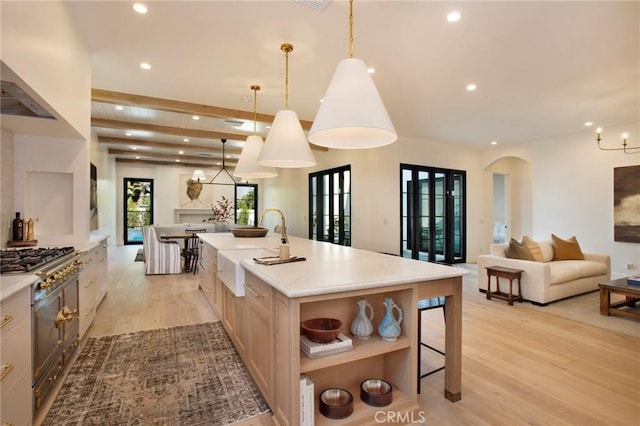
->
<box><xmin>174</xmin><ymin>209</ymin><xmax>212</xmax><ymax>224</ymax></box>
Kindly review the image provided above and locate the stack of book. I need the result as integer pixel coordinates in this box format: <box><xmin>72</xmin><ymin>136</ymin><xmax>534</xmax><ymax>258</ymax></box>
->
<box><xmin>300</xmin><ymin>333</ymin><xmax>353</xmax><ymax>359</ymax></box>
<box><xmin>627</xmin><ymin>275</ymin><xmax>640</xmax><ymax>286</ymax></box>
<box><xmin>300</xmin><ymin>374</ymin><xmax>314</xmax><ymax>426</ymax></box>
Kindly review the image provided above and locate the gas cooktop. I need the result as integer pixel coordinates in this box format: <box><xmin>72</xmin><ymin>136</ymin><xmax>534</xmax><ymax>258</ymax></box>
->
<box><xmin>0</xmin><ymin>247</ymin><xmax>75</xmax><ymax>274</ymax></box>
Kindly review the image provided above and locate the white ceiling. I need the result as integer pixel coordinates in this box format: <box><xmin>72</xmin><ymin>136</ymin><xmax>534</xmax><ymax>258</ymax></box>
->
<box><xmin>65</xmin><ymin>0</ymin><xmax>638</xmax><ymax>159</ymax></box>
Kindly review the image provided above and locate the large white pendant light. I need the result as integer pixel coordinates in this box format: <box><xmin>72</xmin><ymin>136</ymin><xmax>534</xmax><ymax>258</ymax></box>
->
<box><xmin>257</xmin><ymin>43</ymin><xmax>316</xmax><ymax>168</ymax></box>
<box><xmin>234</xmin><ymin>85</ymin><xmax>278</xmax><ymax>179</ymax></box>
<box><xmin>308</xmin><ymin>0</ymin><xmax>397</xmax><ymax>149</ymax></box>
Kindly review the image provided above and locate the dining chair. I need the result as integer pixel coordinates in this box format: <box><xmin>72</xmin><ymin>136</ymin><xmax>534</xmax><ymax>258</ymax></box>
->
<box><xmin>182</xmin><ymin>230</ymin><xmax>204</xmax><ymax>274</ymax></box>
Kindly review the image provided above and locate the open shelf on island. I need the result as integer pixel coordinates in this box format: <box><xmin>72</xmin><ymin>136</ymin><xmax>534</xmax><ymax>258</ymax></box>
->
<box><xmin>313</xmin><ymin>380</ymin><xmax>416</xmax><ymax>426</ymax></box>
<box><xmin>300</xmin><ymin>335</ymin><xmax>410</xmax><ymax>373</ymax></box>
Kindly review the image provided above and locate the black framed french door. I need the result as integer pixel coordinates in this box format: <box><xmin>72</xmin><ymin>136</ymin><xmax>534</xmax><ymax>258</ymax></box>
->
<box><xmin>401</xmin><ymin>164</ymin><xmax>466</xmax><ymax>264</ymax></box>
<box><xmin>309</xmin><ymin>165</ymin><xmax>351</xmax><ymax>246</ymax></box>
<box><xmin>123</xmin><ymin>178</ymin><xmax>153</xmax><ymax>245</ymax></box>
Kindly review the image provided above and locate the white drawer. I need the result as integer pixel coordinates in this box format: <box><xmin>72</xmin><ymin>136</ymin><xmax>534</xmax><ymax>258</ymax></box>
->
<box><xmin>1</xmin><ymin>288</ymin><xmax>30</xmax><ymax>338</ymax></box>
<box><xmin>1</xmin><ymin>313</ymin><xmax>31</xmax><ymax>388</ymax></box>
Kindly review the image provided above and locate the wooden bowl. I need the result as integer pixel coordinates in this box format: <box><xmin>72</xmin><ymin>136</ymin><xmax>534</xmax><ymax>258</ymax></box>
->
<box><xmin>230</xmin><ymin>227</ymin><xmax>269</xmax><ymax>238</ymax></box>
<box><xmin>300</xmin><ymin>318</ymin><xmax>342</xmax><ymax>343</ymax></box>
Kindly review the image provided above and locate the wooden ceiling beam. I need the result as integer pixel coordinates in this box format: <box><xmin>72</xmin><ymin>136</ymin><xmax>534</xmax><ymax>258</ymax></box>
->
<box><xmin>115</xmin><ymin>158</ymin><xmax>236</xmax><ymax>169</ymax></box>
<box><xmin>108</xmin><ymin>149</ymin><xmax>238</xmax><ymax>165</ymax></box>
<box><xmin>91</xmin><ymin>88</ymin><xmax>314</xmax><ymax>129</ymax></box>
<box><xmin>98</xmin><ymin>136</ymin><xmax>242</xmax><ymax>155</ymax></box>
<box><xmin>91</xmin><ymin>117</ymin><xmax>246</xmax><ymax>141</ymax></box>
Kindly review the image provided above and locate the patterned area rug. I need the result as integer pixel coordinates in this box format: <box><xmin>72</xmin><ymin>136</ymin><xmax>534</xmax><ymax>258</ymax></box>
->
<box><xmin>42</xmin><ymin>322</ymin><xmax>270</xmax><ymax>425</ymax></box>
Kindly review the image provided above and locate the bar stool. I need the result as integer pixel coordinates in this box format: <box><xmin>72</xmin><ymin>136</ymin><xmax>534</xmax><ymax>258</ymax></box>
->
<box><xmin>417</xmin><ymin>296</ymin><xmax>445</xmax><ymax>394</ymax></box>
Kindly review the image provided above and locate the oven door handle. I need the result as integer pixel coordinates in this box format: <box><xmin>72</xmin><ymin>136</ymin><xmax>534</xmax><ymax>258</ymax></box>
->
<box><xmin>55</xmin><ymin>306</ymin><xmax>78</xmax><ymax>328</ymax></box>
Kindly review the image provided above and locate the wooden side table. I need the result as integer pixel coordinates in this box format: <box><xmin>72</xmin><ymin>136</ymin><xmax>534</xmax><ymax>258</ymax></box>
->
<box><xmin>485</xmin><ymin>266</ymin><xmax>524</xmax><ymax>305</ymax></box>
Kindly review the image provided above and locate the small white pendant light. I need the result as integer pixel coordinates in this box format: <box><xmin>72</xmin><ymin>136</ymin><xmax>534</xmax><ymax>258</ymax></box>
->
<box><xmin>257</xmin><ymin>43</ymin><xmax>316</xmax><ymax>168</ymax></box>
<box><xmin>234</xmin><ymin>85</ymin><xmax>278</xmax><ymax>179</ymax></box>
<box><xmin>308</xmin><ymin>0</ymin><xmax>397</xmax><ymax>149</ymax></box>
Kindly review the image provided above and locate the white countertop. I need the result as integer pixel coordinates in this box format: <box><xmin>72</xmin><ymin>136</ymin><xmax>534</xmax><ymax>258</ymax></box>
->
<box><xmin>199</xmin><ymin>233</ymin><xmax>468</xmax><ymax>298</ymax></box>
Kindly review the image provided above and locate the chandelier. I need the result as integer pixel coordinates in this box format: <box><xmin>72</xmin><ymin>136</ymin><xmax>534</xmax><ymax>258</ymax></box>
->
<box><xmin>596</xmin><ymin>128</ymin><xmax>639</xmax><ymax>154</ymax></box>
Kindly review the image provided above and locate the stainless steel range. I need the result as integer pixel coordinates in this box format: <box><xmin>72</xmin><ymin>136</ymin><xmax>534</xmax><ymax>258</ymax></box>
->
<box><xmin>0</xmin><ymin>246</ymin><xmax>82</xmax><ymax>415</ymax></box>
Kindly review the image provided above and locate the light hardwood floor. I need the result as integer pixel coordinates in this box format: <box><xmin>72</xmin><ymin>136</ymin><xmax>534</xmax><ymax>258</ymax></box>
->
<box><xmin>67</xmin><ymin>245</ymin><xmax>640</xmax><ymax>425</ymax></box>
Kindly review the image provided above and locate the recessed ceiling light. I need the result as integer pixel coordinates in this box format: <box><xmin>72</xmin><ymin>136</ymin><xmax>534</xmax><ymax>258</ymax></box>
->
<box><xmin>584</xmin><ymin>121</ymin><xmax>593</xmax><ymax>127</ymax></box>
<box><xmin>135</xmin><ymin>156</ymin><xmax>140</xmax><ymax>159</ymax></box>
<box><xmin>178</xmin><ymin>150</ymin><xmax>184</xmax><ymax>155</ymax></box>
<box><xmin>140</xmin><ymin>62</ymin><xmax>151</xmax><ymax>70</ymax></box>
<box><xmin>192</xmin><ymin>115</ymin><xmax>200</xmax><ymax>120</ymax></box>
<box><xmin>125</xmin><ymin>132</ymin><xmax>132</xmax><ymax>136</ymax></box>
<box><xmin>466</xmin><ymin>83</ymin><xmax>477</xmax><ymax>91</ymax></box>
<box><xmin>132</xmin><ymin>147</ymin><xmax>137</xmax><ymax>150</ymax></box>
<box><xmin>490</xmin><ymin>141</ymin><xmax>498</xmax><ymax>145</ymax></box>
<box><xmin>447</xmin><ymin>11</ymin><xmax>461</xmax><ymax>22</ymax></box>
<box><xmin>115</xmin><ymin>105</ymin><xmax>123</xmax><ymax>110</ymax></box>
<box><xmin>367</xmin><ymin>68</ymin><xmax>375</xmax><ymax>74</ymax></box>
<box><xmin>183</xmin><ymin>138</ymin><xmax>189</xmax><ymax>142</ymax></box>
<box><xmin>176</xmin><ymin>159</ymin><xmax>180</xmax><ymax>162</ymax></box>
<box><xmin>133</xmin><ymin>4</ymin><xmax>148</xmax><ymax>14</ymax></box>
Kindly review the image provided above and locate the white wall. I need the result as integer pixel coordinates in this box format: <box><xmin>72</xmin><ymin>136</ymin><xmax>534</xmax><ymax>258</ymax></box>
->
<box><xmin>113</xmin><ymin>162</ymin><xmax>256</xmax><ymax>245</ymax></box>
<box><xmin>483</xmin><ymin>122</ymin><xmax>640</xmax><ymax>278</ymax></box>
<box><xmin>1</xmin><ymin>1</ymin><xmax>96</xmax><ymax>247</ymax></box>
<box><xmin>1</xmin><ymin>1</ymin><xmax>91</xmax><ymax>140</ymax></box>
<box><xmin>261</xmin><ymin>135</ymin><xmax>486</xmax><ymax>260</ymax></box>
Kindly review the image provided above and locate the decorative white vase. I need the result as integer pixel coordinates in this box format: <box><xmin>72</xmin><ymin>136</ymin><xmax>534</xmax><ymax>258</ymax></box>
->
<box><xmin>377</xmin><ymin>297</ymin><xmax>403</xmax><ymax>342</ymax></box>
<box><xmin>350</xmin><ymin>298</ymin><xmax>374</xmax><ymax>340</ymax></box>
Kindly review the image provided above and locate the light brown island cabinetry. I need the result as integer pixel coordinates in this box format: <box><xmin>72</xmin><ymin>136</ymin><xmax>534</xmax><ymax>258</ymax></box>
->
<box><xmin>197</xmin><ymin>234</ymin><xmax>464</xmax><ymax>426</ymax></box>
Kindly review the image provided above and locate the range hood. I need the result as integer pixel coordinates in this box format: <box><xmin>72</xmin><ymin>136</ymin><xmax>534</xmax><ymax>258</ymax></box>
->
<box><xmin>1</xmin><ymin>80</ymin><xmax>55</xmax><ymax>119</ymax></box>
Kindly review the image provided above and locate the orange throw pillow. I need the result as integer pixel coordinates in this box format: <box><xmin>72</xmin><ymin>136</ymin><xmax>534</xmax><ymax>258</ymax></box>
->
<box><xmin>552</xmin><ymin>234</ymin><xmax>585</xmax><ymax>260</ymax></box>
<box><xmin>522</xmin><ymin>235</ymin><xmax>543</xmax><ymax>262</ymax></box>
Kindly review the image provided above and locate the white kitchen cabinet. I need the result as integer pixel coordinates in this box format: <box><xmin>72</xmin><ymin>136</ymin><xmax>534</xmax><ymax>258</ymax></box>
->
<box><xmin>0</xmin><ymin>286</ymin><xmax>32</xmax><ymax>426</ymax></box>
<box><xmin>78</xmin><ymin>237</ymin><xmax>108</xmax><ymax>339</ymax></box>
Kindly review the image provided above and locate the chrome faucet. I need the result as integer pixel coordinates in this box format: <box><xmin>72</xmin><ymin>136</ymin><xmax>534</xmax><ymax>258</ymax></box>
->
<box><xmin>258</xmin><ymin>208</ymin><xmax>289</xmax><ymax>244</ymax></box>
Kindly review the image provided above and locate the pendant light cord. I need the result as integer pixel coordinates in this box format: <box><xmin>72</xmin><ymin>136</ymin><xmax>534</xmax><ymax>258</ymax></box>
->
<box><xmin>250</xmin><ymin>84</ymin><xmax>260</xmax><ymax>135</ymax></box>
<box><xmin>280</xmin><ymin>43</ymin><xmax>293</xmax><ymax>109</ymax></box>
<box><xmin>349</xmin><ymin>0</ymin><xmax>354</xmax><ymax>58</ymax></box>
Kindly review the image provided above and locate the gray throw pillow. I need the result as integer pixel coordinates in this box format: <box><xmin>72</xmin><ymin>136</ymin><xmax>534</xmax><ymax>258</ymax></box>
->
<box><xmin>504</xmin><ymin>238</ymin><xmax>533</xmax><ymax>260</ymax></box>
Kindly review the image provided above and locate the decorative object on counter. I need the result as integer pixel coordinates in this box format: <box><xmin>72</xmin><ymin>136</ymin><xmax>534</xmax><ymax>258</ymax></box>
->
<box><xmin>230</xmin><ymin>226</ymin><xmax>269</xmax><ymax>237</ymax></box>
<box><xmin>350</xmin><ymin>297</ymin><xmax>374</xmax><ymax>340</ymax></box>
<box><xmin>12</xmin><ymin>212</ymin><xmax>23</xmax><ymax>241</ymax></box>
<box><xmin>300</xmin><ymin>332</ymin><xmax>352</xmax><ymax>358</ymax></box>
<box><xmin>253</xmin><ymin>255</ymin><xmax>306</xmax><ymax>265</ymax></box>
<box><xmin>279</xmin><ymin>243</ymin><xmax>290</xmax><ymax>260</ymax></box>
<box><xmin>24</xmin><ymin>217</ymin><xmax>37</xmax><ymax>241</ymax></box>
<box><xmin>360</xmin><ymin>378</ymin><xmax>393</xmax><ymax>407</ymax></box>
<box><xmin>378</xmin><ymin>297</ymin><xmax>403</xmax><ymax>341</ymax></box>
<box><xmin>319</xmin><ymin>388</ymin><xmax>353</xmax><ymax>419</ymax></box>
<box><xmin>301</xmin><ymin>317</ymin><xmax>342</xmax><ymax>344</ymax></box>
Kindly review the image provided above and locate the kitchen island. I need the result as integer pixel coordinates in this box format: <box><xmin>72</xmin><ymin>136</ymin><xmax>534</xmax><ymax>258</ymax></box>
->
<box><xmin>198</xmin><ymin>233</ymin><xmax>467</xmax><ymax>425</ymax></box>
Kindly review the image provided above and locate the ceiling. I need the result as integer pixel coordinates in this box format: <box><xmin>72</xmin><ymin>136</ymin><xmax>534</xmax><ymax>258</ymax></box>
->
<box><xmin>63</xmin><ymin>1</ymin><xmax>639</xmax><ymax>167</ymax></box>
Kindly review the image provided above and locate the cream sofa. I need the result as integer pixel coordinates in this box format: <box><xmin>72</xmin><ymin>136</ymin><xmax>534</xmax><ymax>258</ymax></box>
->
<box><xmin>477</xmin><ymin>240</ymin><xmax>610</xmax><ymax>305</ymax></box>
<box><xmin>142</xmin><ymin>223</ymin><xmax>233</xmax><ymax>275</ymax></box>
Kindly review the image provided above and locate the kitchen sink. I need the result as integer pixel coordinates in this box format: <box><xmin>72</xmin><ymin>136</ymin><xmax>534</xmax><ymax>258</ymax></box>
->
<box><xmin>217</xmin><ymin>248</ymin><xmax>276</xmax><ymax>297</ymax></box>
